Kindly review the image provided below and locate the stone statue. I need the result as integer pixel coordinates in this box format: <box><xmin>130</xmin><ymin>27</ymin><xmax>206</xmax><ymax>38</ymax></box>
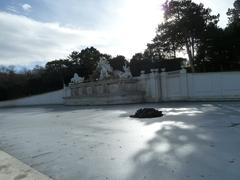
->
<box><xmin>70</xmin><ymin>73</ymin><xmax>84</xmax><ymax>84</ymax></box>
<box><xmin>119</xmin><ymin>63</ymin><xmax>132</xmax><ymax>79</ymax></box>
<box><xmin>121</xmin><ymin>63</ymin><xmax>132</xmax><ymax>79</ymax></box>
<box><xmin>97</xmin><ymin>57</ymin><xmax>113</xmax><ymax>80</ymax></box>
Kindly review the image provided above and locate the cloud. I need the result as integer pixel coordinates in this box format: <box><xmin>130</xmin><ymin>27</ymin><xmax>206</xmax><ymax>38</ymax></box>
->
<box><xmin>0</xmin><ymin>12</ymin><xmax>108</xmax><ymax>66</ymax></box>
<box><xmin>0</xmin><ymin>0</ymin><xmax>164</xmax><ymax>66</ymax></box>
<box><xmin>6</xmin><ymin>6</ymin><xmax>18</xmax><ymax>13</ymax></box>
<box><xmin>1</xmin><ymin>0</ymin><xmax>231</xmax><ymax>68</ymax></box>
<box><xmin>22</xmin><ymin>3</ymin><xmax>32</xmax><ymax>12</ymax></box>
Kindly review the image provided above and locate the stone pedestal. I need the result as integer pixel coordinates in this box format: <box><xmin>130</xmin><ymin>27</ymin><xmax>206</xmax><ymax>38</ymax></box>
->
<box><xmin>64</xmin><ymin>79</ymin><xmax>144</xmax><ymax>105</ymax></box>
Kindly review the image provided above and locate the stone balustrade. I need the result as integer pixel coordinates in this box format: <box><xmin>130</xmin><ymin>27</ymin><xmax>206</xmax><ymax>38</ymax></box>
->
<box><xmin>64</xmin><ymin>78</ymin><xmax>144</xmax><ymax>105</ymax></box>
<box><xmin>69</xmin><ymin>79</ymin><xmax>139</xmax><ymax>97</ymax></box>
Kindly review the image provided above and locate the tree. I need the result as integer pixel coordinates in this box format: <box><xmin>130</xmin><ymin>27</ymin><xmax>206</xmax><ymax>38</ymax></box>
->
<box><xmin>109</xmin><ymin>55</ymin><xmax>128</xmax><ymax>71</ymax></box>
<box><xmin>154</xmin><ymin>21</ymin><xmax>183</xmax><ymax>59</ymax></box>
<box><xmin>155</xmin><ymin>0</ymin><xmax>219</xmax><ymax>72</ymax></box>
<box><xmin>129</xmin><ymin>52</ymin><xmax>184</xmax><ymax>76</ymax></box>
<box><xmin>145</xmin><ymin>42</ymin><xmax>165</xmax><ymax>60</ymax></box>
<box><xmin>196</xmin><ymin>25</ymin><xmax>232</xmax><ymax>72</ymax></box>
<box><xmin>68</xmin><ymin>51</ymin><xmax>81</xmax><ymax>65</ymax></box>
<box><xmin>227</xmin><ymin>0</ymin><xmax>240</xmax><ymax>24</ymax></box>
<box><xmin>78</xmin><ymin>47</ymin><xmax>101</xmax><ymax>79</ymax></box>
<box><xmin>225</xmin><ymin>0</ymin><xmax>240</xmax><ymax>67</ymax></box>
<box><xmin>195</xmin><ymin>0</ymin><xmax>240</xmax><ymax>73</ymax></box>
<box><xmin>130</xmin><ymin>53</ymin><xmax>149</xmax><ymax>76</ymax></box>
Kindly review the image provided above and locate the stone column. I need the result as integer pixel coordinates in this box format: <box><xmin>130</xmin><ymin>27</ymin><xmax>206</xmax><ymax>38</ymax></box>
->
<box><xmin>160</xmin><ymin>68</ymin><xmax>167</xmax><ymax>101</ymax></box>
<box><xmin>63</xmin><ymin>84</ymin><xmax>71</xmax><ymax>97</ymax></box>
<box><xmin>139</xmin><ymin>70</ymin><xmax>147</xmax><ymax>92</ymax></box>
<box><xmin>180</xmin><ymin>68</ymin><xmax>188</xmax><ymax>100</ymax></box>
<box><xmin>148</xmin><ymin>69</ymin><xmax>161</xmax><ymax>102</ymax></box>
<box><xmin>138</xmin><ymin>70</ymin><xmax>151</xmax><ymax>98</ymax></box>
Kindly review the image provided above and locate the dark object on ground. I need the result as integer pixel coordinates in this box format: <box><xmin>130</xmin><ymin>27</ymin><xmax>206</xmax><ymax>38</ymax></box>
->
<box><xmin>130</xmin><ymin>108</ymin><xmax>163</xmax><ymax>118</ymax></box>
<box><xmin>228</xmin><ymin>123</ymin><xmax>240</xmax><ymax>128</ymax></box>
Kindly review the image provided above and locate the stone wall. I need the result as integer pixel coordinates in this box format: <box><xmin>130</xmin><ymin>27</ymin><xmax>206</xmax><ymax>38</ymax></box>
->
<box><xmin>64</xmin><ymin>79</ymin><xmax>145</xmax><ymax>105</ymax></box>
<box><xmin>161</xmin><ymin>70</ymin><xmax>240</xmax><ymax>101</ymax></box>
<box><xmin>0</xmin><ymin>89</ymin><xmax>64</xmax><ymax>107</ymax></box>
<box><xmin>1</xmin><ymin>70</ymin><xmax>240</xmax><ymax>107</ymax></box>
<box><xmin>135</xmin><ymin>69</ymin><xmax>161</xmax><ymax>102</ymax></box>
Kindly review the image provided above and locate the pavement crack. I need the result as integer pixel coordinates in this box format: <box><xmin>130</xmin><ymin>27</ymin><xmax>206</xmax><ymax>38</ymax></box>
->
<box><xmin>31</xmin><ymin>152</ymin><xmax>53</xmax><ymax>159</ymax></box>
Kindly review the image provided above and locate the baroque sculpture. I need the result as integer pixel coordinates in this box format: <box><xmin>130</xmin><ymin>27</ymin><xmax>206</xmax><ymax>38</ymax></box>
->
<box><xmin>70</xmin><ymin>73</ymin><xmax>84</xmax><ymax>84</ymax></box>
<box><xmin>97</xmin><ymin>57</ymin><xmax>113</xmax><ymax>80</ymax></box>
<box><xmin>119</xmin><ymin>63</ymin><xmax>132</xmax><ymax>79</ymax></box>
<box><xmin>112</xmin><ymin>63</ymin><xmax>132</xmax><ymax>79</ymax></box>
<box><xmin>70</xmin><ymin>58</ymin><xmax>132</xmax><ymax>84</ymax></box>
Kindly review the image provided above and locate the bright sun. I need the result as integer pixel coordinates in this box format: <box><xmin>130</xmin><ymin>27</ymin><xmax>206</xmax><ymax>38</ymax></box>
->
<box><xmin>100</xmin><ymin>0</ymin><xmax>165</xmax><ymax>58</ymax></box>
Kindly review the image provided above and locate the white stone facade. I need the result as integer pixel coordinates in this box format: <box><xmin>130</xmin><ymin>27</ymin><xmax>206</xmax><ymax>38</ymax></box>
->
<box><xmin>160</xmin><ymin>70</ymin><xmax>240</xmax><ymax>101</ymax></box>
<box><xmin>64</xmin><ymin>79</ymin><xmax>144</xmax><ymax>105</ymax></box>
<box><xmin>1</xmin><ymin>69</ymin><xmax>240</xmax><ymax>107</ymax></box>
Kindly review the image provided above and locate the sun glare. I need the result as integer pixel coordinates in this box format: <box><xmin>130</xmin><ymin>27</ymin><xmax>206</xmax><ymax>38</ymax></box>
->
<box><xmin>102</xmin><ymin>0</ymin><xmax>165</xmax><ymax>58</ymax></box>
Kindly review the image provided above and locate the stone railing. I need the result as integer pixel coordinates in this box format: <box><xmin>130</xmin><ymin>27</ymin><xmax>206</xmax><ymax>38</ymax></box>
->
<box><xmin>68</xmin><ymin>79</ymin><xmax>139</xmax><ymax>97</ymax></box>
<box><xmin>64</xmin><ymin>69</ymin><xmax>167</xmax><ymax>105</ymax></box>
<box><xmin>64</xmin><ymin>78</ymin><xmax>145</xmax><ymax>105</ymax></box>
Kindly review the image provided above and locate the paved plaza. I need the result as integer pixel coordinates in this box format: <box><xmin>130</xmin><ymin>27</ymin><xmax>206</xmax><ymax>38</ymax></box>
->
<box><xmin>0</xmin><ymin>102</ymin><xmax>240</xmax><ymax>180</ymax></box>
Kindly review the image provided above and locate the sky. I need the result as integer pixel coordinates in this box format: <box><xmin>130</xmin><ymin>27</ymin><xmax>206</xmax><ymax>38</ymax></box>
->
<box><xmin>0</xmin><ymin>0</ymin><xmax>235</xmax><ymax>67</ymax></box>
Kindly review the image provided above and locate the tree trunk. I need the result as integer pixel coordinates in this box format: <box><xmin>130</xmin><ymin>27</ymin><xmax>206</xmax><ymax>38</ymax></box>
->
<box><xmin>173</xmin><ymin>43</ymin><xmax>176</xmax><ymax>58</ymax></box>
<box><xmin>185</xmin><ymin>38</ymin><xmax>195</xmax><ymax>72</ymax></box>
<box><xmin>191</xmin><ymin>37</ymin><xmax>195</xmax><ymax>58</ymax></box>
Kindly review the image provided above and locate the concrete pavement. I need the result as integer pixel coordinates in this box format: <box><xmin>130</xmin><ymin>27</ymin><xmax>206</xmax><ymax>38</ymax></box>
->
<box><xmin>0</xmin><ymin>150</ymin><xmax>52</xmax><ymax>180</ymax></box>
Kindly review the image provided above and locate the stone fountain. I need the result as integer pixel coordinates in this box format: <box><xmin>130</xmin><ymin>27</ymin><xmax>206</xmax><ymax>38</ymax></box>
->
<box><xmin>64</xmin><ymin>58</ymin><xmax>144</xmax><ymax>105</ymax></box>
